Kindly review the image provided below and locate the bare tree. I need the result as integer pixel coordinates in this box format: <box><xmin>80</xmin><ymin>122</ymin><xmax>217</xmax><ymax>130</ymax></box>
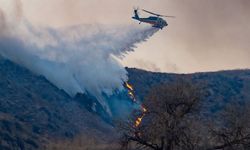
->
<box><xmin>207</xmin><ymin>102</ymin><xmax>250</xmax><ymax>150</ymax></box>
<box><xmin>118</xmin><ymin>79</ymin><xmax>203</xmax><ymax>150</ymax></box>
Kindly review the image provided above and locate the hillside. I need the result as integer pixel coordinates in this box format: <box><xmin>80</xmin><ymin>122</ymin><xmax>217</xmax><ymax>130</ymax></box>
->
<box><xmin>0</xmin><ymin>56</ymin><xmax>115</xmax><ymax>150</ymax></box>
<box><xmin>0</xmin><ymin>56</ymin><xmax>250</xmax><ymax>149</ymax></box>
<box><xmin>127</xmin><ymin>68</ymin><xmax>250</xmax><ymax>115</ymax></box>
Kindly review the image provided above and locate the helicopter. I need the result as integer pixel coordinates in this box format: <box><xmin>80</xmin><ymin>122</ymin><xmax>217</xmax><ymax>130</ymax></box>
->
<box><xmin>132</xmin><ymin>8</ymin><xmax>175</xmax><ymax>29</ymax></box>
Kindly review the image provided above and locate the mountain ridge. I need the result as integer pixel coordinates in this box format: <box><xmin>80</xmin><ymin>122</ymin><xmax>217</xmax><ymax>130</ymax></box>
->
<box><xmin>127</xmin><ymin>67</ymin><xmax>250</xmax><ymax>115</ymax></box>
<box><xmin>0</xmin><ymin>56</ymin><xmax>250</xmax><ymax>149</ymax></box>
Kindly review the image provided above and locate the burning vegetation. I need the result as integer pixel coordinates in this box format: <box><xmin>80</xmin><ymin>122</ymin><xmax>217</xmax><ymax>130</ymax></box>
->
<box><xmin>124</xmin><ymin>82</ymin><xmax>147</xmax><ymax>127</ymax></box>
<box><xmin>119</xmin><ymin>80</ymin><xmax>204</xmax><ymax>150</ymax></box>
<box><xmin>119</xmin><ymin>80</ymin><xmax>250</xmax><ymax>150</ymax></box>
<box><xmin>134</xmin><ymin>104</ymin><xmax>147</xmax><ymax>127</ymax></box>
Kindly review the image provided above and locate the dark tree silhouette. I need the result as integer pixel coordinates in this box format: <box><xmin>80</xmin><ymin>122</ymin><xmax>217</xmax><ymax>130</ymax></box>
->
<box><xmin>118</xmin><ymin>78</ymin><xmax>250</xmax><ymax>150</ymax></box>
<box><xmin>207</xmin><ymin>102</ymin><xmax>250</xmax><ymax>150</ymax></box>
<box><xmin>119</xmin><ymin>79</ymin><xmax>203</xmax><ymax>150</ymax></box>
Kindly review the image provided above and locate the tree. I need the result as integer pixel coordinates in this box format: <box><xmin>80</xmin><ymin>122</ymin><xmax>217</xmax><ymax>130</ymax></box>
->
<box><xmin>207</xmin><ymin>102</ymin><xmax>250</xmax><ymax>150</ymax></box>
<box><xmin>119</xmin><ymin>79</ymin><xmax>203</xmax><ymax>150</ymax></box>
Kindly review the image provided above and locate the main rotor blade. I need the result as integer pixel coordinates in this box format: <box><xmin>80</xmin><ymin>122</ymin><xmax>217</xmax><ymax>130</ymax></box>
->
<box><xmin>142</xmin><ymin>9</ymin><xmax>160</xmax><ymax>16</ymax></box>
<box><xmin>142</xmin><ymin>9</ymin><xmax>175</xmax><ymax>18</ymax></box>
<box><xmin>162</xmin><ymin>15</ymin><xmax>176</xmax><ymax>18</ymax></box>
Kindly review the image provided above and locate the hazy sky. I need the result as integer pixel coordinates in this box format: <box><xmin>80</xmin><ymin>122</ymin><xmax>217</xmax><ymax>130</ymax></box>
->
<box><xmin>16</xmin><ymin>0</ymin><xmax>250</xmax><ymax>73</ymax></box>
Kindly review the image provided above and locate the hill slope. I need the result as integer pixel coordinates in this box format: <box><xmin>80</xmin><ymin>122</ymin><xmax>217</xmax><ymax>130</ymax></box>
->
<box><xmin>0</xmin><ymin>56</ymin><xmax>114</xmax><ymax>150</ymax></box>
<box><xmin>127</xmin><ymin>68</ymin><xmax>250</xmax><ymax>114</ymax></box>
<box><xmin>1</xmin><ymin>56</ymin><xmax>250</xmax><ymax>149</ymax></box>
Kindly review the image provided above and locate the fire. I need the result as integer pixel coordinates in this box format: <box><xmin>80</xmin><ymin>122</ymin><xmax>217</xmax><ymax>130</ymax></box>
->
<box><xmin>124</xmin><ymin>81</ymin><xmax>147</xmax><ymax>127</ymax></box>
<box><xmin>125</xmin><ymin>82</ymin><xmax>136</xmax><ymax>101</ymax></box>
<box><xmin>135</xmin><ymin>105</ymin><xmax>147</xmax><ymax>127</ymax></box>
<box><xmin>125</xmin><ymin>82</ymin><xmax>134</xmax><ymax>91</ymax></box>
<box><xmin>142</xmin><ymin>105</ymin><xmax>147</xmax><ymax>113</ymax></box>
<box><xmin>135</xmin><ymin>116</ymin><xmax>143</xmax><ymax>127</ymax></box>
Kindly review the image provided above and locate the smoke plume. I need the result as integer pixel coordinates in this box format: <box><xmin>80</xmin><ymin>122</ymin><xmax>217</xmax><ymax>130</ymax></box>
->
<box><xmin>0</xmin><ymin>1</ymin><xmax>158</xmax><ymax>113</ymax></box>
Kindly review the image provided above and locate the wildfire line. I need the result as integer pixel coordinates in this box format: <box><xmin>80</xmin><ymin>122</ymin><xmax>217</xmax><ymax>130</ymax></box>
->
<box><xmin>124</xmin><ymin>82</ymin><xmax>147</xmax><ymax>127</ymax></box>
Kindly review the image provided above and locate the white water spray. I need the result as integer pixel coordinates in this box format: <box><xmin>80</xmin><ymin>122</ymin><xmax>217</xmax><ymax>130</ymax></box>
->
<box><xmin>0</xmin><ymin>1</ymin><xmax>159</xmax><ymax>114</ymax></box>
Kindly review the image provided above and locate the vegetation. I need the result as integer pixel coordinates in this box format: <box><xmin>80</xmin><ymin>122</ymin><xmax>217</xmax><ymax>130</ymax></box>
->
<box><xmin>1</xmin><ymin>57</ymin><xmax>250</xmax><ymax>150</ymax></box>
<box><xmin>43</xmin><ymin>136</ymin><xmax>119</xmax><ymax>150</ymax></box>
<box><xmin>207</xmin><ymin>102</ymin><xmax>250</xmax><ymax>150</ymax></box>
<box><xmin>118</xmin><ymin>79</ymin><xmax>250</xmax><ymax>150</ymax></box>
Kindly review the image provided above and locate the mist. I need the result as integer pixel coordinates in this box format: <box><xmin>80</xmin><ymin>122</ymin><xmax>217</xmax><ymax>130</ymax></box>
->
<box><xmin>0</xmin><ymin>0</ymin><xmax>159</xmax><ymax>114</ymax></box>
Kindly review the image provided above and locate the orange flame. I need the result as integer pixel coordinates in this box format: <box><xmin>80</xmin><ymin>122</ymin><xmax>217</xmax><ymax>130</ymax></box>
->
<box><xmin>135</xmin><ymin>105</ymin><xmax>147</xmax><ymax>127</ymax></box>
<box><xmin>125</xmin><ymin>82</ymin><xmax>136</xmax><ymax>102</ymax></box>
<box><xmin>124</xmin><ymin>81</ymin><xmax>147</xmax><ymax>127</ymax></box>
<box><xmin>142</xmin><ymin>105</ymin><xmax>147</xmax><ymax>113</ymax></box>
<box><xmin>125</xmin><ymin>82</ymin><xmax>134</xmax><ymax>91</ymax></box>
<box><xmin>135</xmin><ymin>116</ymin><xmax>143</xmax><ymax>127</ymax></box>
<box><xmin>128</xmin><ymin>91</ymin><xmax>134</xmax><ymax>97</ymax></box>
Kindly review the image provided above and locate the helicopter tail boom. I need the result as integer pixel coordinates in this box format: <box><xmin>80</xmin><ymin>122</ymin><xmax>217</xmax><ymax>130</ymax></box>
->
<box><xmin>132</xmin><ymin>9</ymin><xmax>140</xmax><ymax>20</ymax></box>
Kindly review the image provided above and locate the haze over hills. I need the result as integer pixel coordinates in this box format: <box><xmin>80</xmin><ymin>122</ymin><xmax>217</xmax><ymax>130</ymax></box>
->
<box><xmin>0</xmin><ymin>1</ymin><xmax>249</xmax><ymax>149</ymax></box>
<box><xmin>127</xmin><ymin>68</ymin><xmax>250</xmax><ymax>115</ymax></box>
<box><xmin>0</xmin><ymin>56</ymin><xmax>250</xmax><ymax>149</ymax></box>
<box><xmin>0</xmin><ymin>56</ymin><xmax>115</xmax><ymax>150</ymax></box>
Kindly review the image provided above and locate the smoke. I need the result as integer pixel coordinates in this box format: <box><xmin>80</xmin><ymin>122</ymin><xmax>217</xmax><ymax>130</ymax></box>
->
<box><xmin>0</xmin><ymin>8</ymin><xmax>5</xmax><ymax>34</ymax></box>
<box><xmin>0</xmin><ymin>1</ymin><xmax>159</xmax><ymax>114</ymax></box>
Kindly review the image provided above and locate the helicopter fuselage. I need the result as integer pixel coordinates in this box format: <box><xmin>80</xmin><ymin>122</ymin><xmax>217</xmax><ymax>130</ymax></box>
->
<box><xmin>132</xmin><ymin>16</ymin><xmax>168</xmax><ymax>29</ymax></box>
<box><xmin>132</xmin><ymin>9</ymin><xmax>169</xmax><ymax>29</ymax></box>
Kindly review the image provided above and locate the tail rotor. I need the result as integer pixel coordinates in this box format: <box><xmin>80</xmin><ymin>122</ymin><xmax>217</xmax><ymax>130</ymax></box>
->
<box><xmin>133</xmin><ymin>6</ymin><xmax>140</xmax><ymax>19</ymax></box>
